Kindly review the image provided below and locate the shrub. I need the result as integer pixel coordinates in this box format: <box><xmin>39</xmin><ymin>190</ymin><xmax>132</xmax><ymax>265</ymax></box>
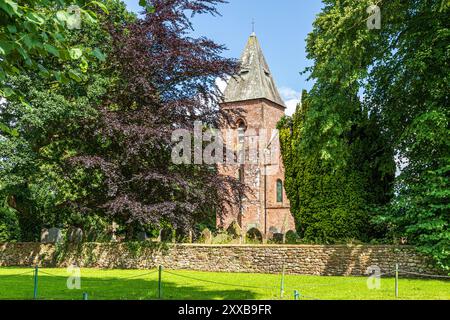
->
<box><xmin>0</xmin><ymin>200</ymin><xmax>21</xmax><ymax>242</ymax></box>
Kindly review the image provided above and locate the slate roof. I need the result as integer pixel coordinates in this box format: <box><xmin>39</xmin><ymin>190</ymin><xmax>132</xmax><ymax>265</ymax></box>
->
<box><xmin>223</xmin><ymin>33</ymin><xmax>285</xmax><ymax>108</ymax></box>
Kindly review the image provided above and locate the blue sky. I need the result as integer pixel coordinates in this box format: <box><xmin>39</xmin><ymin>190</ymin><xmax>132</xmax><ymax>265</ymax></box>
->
<box><xmin>124</xmin><ymin>0</ymin><xmax>324</xmax><ymax>115</ymax></box>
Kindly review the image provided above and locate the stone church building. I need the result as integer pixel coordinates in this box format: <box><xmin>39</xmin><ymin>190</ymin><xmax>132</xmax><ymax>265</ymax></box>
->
<box><xmin>218</xmin><ymin>33</ymin><xmax>296</xmax><ymax>238</ymax></box>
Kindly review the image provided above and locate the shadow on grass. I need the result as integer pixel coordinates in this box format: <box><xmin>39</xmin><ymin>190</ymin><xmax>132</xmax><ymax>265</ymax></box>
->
<box><xmin>0</xmin><ymin>274</ymin><xmax>260</xmax><ymax>300</ymax></box>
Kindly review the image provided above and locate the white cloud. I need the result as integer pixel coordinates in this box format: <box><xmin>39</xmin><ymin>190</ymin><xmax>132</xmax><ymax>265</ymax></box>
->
<box><xmin>215</xmin><ymin>77</ymin><xmax>228</xmax><ymax>95</ymax></box>
<box><xmin>279</xmin><ymin>87</ymin><xmax>301</xmax><ymax>116</ymax></box>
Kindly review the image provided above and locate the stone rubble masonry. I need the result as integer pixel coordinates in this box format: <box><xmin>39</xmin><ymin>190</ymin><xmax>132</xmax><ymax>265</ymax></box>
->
<box><xmin>0</xmin><ymin>243</ymin><xmax>443</xmax><ymax>276</ymax></box>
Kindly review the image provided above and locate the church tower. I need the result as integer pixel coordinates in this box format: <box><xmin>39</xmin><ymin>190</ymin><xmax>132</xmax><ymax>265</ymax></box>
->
<box><xmin>218</xmin><ymin>33</ymin><xmax>295</xmax><ymax>238</ymax></box>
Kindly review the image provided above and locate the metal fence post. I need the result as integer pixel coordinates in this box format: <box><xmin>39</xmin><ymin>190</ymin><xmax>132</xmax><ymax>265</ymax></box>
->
<box><xmin>395</xmin><ymin>263</ymin><xmax>399</xmax><ymax>298</ymax></box>
<box><xmin>33</xmin><ymin>265</ymin><xmax>38</xmax><ymax>300</ymax></box>
<box><xmin>158</xmin><ymin>265</ymin><xmax>163</xmax><ymax>299</ymax></box>
<box><xmin>280</xmin><ymin>263</ymin><xmax>285</xmax><ymax>299</ymax></box>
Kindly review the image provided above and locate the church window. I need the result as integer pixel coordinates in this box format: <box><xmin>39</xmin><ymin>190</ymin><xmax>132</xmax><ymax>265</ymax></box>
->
<box><xmin>237</xmin><ymin>120</ymin><xmax>246</xmax><ymax>143</ymax></box>
<box><xmin>276</xmin><ymin>179</ymin><xmax>283</xmax><ymax>203</ymax></box>
<box><xmin>237</xmin><ymin>120</ymin><xmax>246</xmax><ymax>164</ymax></box>
<box><xmin>238</xmin><ymin>166</ymin><xmax>244</xmax><ymax>183</ymax></box>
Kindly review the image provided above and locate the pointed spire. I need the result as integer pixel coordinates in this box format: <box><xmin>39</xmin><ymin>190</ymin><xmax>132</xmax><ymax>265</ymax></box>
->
<box><xmin>223</xmin><ymin>34</ymin><xmax>285</xmax><ymax>108</ymax></box>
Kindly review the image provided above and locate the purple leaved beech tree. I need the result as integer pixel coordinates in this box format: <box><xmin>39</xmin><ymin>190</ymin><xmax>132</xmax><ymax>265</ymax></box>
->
<box><xmin>69</xmin><ymin>0</ymin><xmax>242</xmax><ymax>237</ymax></box>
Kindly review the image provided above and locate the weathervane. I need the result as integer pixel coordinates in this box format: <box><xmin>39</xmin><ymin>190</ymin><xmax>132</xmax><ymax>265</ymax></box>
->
<box><xmin>252</xmin><ymin>18</ymin><xmax>255</xmax><ymax>34</ymax></box>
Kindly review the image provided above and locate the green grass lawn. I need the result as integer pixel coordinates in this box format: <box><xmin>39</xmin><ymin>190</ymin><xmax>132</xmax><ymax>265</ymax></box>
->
<box><xmin>0</xmin><ymin>267</ymin><xmax>448</xmax><ymax>300</ymax></box>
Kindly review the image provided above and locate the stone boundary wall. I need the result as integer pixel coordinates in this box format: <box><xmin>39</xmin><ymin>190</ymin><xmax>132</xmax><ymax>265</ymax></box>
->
<box><xmin>0</xmin><ymin>243</ymin><xmax>442</xmax><ymax>276</ymax></box>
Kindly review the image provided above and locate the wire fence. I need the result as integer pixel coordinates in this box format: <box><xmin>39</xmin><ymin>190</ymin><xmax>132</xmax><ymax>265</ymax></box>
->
<box><xmin>0</xmin><ymin>269</ymin><xmax>35</xmax><ymax>279</ymax></box>
<box><xmin>164</xmin><ymin>270</ymin><xmax>279</xmax><ymax>290</ymax></box>
<box><xmin>0</xmin><ymin>265</ymin><xmax>448</xmax><ymax>300</ymax></box>
<box><xmin>396</xmin><ymin>270</ymin><xmax>450</xmax><ymax>279</ymax></box>
<box><xmin>285</xmin><ymin>268</ymin><xmax>450</xmax><ymax>301</ymax></box>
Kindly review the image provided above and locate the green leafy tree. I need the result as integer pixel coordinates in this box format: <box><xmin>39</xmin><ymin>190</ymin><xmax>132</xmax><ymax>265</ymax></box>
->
<box><xmin>0</xmin><ymin>0</ymin><xmax>110</xmax><ymax>96</ymax></box>
<box><xmin>0</xmin><ymin>0</ymin><xmax>134</xmax><ymax>240</ymax></box>
<box><xmin>278</xmin><ymin>91</ymin><xmax>394</xmax><ymax>243</ymax></box>
<box><xmin>67</xmin><ymin>0</ymin><xmax>241</xmax><ymax>238</ymax></box>
<box><xmin>283</xmin><ymin>0</ymin><xmax>449</xmax><ymax>269</ymax></box>
<box><xmin>0</xmin><ymin>196</ymin><xmax>20</xmax><ymax>241</ymax></box>
<box><xmin>365</xmin><ymin>0</ymin><xmax>449</xmax><ymax>271</ymax></box>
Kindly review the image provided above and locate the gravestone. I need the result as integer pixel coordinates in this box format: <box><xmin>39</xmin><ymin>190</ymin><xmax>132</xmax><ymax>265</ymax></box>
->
<box><xmin>85</xmin><ymin>229</ymin><xmax>98</xmax><ymax>242</ymax></box>
<box><xmin>136</xmin><ymin>231</ymin><xmax>148</xmax><ymax>241</ymax></box>
<box><xmin>48</xmin><ymin>227</ymin><xmax>63</xmax><ymax>243</ymax></box>
<box><xmin>212</xmin><ymin>232</ymin><xmax>230</xmax><ymax>244</ymax></box>
<box><xmin>200</xmin><ymin>228</ymin><xmax>212</xmax><ymax>244</ymax></box>
<box><xmin>269</xmin><ymin>227</ymin><xmax>279</xmax><ymax>233</ymax></box>
<box><xmin>175</xmin><ymin>228</ymin><xmax>191</xmax><ymax>243</ymax></box>
<box><xmin>272</xmin><ymin>233</ymin><xmax>284</xmax><ymax>244</ymax></box>
<box><xmin>267</xmin><ymin>227</ymin><xmax>279</xmax><ymax>240</ymax></box>
<box><xmin>246</xmin><ymin>228</ymin><xmax>263</xmax><ymax>243</ymax></box>
<box><xmin>154</xmin><ymin>230</ymin><xmax>162</xmax><ymax>242</ymax></box>
<box><xmin>160</xmin><ymin>228</ymin><xmax>173</xmax><ymax>243</ymax></box>
<box><xmin>67</xmin><ymin>227</ymin><xmax>83</xmax><ymax>243</ymax></box>
<box><xmin>40</xmin><ymin>228</ymin><xmax>49</xmax><ymax>243</ymax></box>
<box><xmin>226</xmin><ymin>221</ymin><xmax>242</xmax><ymax>239</ymax></box>
<box><xmin>85</xmin><ymin>230</ymin><xmax>95</xmax><ymax>242</ymax></box>
<box><xmin>41</xmin><ymin>227</ymin><xmax>63</xmax><ymax>243</ymax></box>
<box><xmin>285</xmin><ymin>230</ymin><xmax>299</xmax><ymax>244</ymax></box>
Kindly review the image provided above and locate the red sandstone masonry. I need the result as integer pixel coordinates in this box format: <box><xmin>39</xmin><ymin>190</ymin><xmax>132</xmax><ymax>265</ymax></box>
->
<box><xmin>218</xmin><ymin>99</ymin><xmax>296</xmax><ymax>234</ymax></box>
<box><xmin>0</xmin><ymin>243</ymin><xmax>442</xmax><ymax>276</ymax></box>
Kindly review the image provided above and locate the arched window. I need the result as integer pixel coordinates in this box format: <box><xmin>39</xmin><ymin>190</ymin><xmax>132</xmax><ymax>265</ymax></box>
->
<box><xmin>276</xmin><ymin>179</ymin><xmax>283</xmax><ymax>203</ymax></box>
<box><xmin>237</xmin><ymin>120</ymin><xmax>246</xmax><ymax>144</ymax></box>
<box><xmin>236</xmin><ymin>119</ymin><xmax>246</xmax><ymax>164</ymax></box>
<box><xmin>237</xmin><ymin>166</ymin><xmax>244</xmax><ymax>183</ymax></box>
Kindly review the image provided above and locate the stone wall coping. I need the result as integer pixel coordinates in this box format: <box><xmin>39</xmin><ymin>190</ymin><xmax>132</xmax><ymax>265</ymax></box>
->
<box><xmin>166</xmin><ymin>243</ymin><xmax>414</xmax><ymax>249</ymax></box>
<box><xmin>0</xmin><ymin>242</ymin><xmax>414</xmax><ymax>249</ymax></box>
